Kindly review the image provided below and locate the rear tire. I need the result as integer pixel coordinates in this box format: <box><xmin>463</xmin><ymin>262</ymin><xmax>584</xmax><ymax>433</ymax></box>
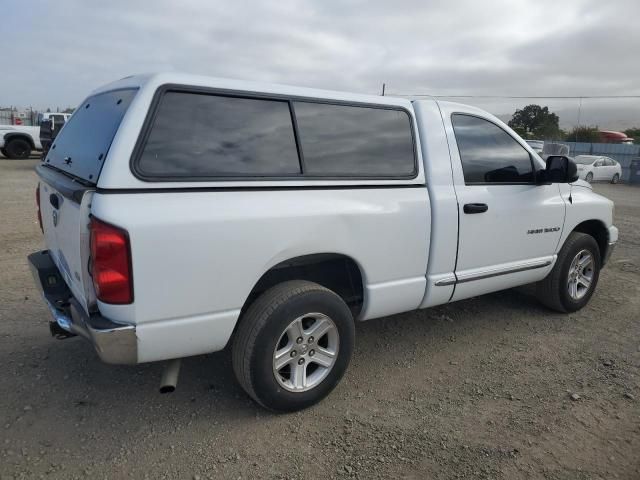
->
<box><xmin>232</xmin><ymin>280</ymin><xmax>355</xmax><ymax>412</ymax></box>
<box><xmin>4</xmin><ymin>138</ymin><xmax>31</xmax><ymax>159</ymax></box>
<box><xmin>611</xmin><ymin>173</ymin><xmax>620</xmax><ymax>184</ymax></box>
<box><xmin>585</xmin><ymin>172</ymin><xmax>593</xmax><ymax>183</ymax></box>
<box><xmin>536</xmin><ymin>232</ymin><xmax>601</xmax><ymax>313</ymax></box>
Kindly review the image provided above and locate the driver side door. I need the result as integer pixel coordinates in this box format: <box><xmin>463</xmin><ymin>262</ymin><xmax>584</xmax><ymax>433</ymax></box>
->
<box><xmin>440</xmin><ymin>109</ymin><xmax>566</xmax><ymax>302</ymax></box>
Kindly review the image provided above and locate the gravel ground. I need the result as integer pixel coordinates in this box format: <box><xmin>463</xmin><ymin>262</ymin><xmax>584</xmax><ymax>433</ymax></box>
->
<box><xmin>1</xmin><ymin>158</ymin><xmax>638</xmax><ymax>480</ymax></box>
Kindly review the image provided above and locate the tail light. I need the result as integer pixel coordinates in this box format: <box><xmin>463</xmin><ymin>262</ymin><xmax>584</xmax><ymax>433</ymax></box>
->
<box><xmin>35</xmin><ymin>184</ymin><xmax>43</xmax><ymax>233</ymax></box>
<box><xmin>89</xmin><ymin>217</ymin><xmax>133</xmax><ymax>304</ymax></box>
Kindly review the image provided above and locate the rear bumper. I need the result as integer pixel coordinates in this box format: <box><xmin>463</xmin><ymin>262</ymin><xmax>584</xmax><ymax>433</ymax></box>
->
<box><xmin>28</xmin><ymin>250</ymin><xmax>137</xmax><ymax>364</ymax></box>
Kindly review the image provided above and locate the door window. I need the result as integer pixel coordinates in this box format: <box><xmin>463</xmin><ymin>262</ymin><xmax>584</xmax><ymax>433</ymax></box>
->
<box><xmin>452</xmin><ymin>114</ymin><xmax>534</xmax><ymax>184</ymax></box>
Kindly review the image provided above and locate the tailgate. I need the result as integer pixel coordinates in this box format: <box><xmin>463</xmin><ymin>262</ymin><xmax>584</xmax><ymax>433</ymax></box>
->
<box><xmin>38</xmin><ymin>174</ymin><xmax>96</xmax><ymax>313</ymax></box>
<box><xmin>35</xmin><ymin>88</ymin><xmax>136</xmax><ymax>313</ymax></box>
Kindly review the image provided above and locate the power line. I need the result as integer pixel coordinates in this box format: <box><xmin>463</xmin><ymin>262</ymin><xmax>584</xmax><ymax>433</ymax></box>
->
<box><xmin>394</xmin><ymin>95</ymin><xmax>640</xmax><ymax>99</ymax></box>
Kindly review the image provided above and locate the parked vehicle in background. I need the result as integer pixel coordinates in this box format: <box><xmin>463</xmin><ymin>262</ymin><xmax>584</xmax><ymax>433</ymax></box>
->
<box><xmin>39</xmin><ymin>113</ymin><xmax>70</xmax><ymax>156</ymax></box>
<box><xmin>28</xmin><ymin>73</ymin><xmax>617</xmax><ymax>411</ymax></box>
<box><xmin>525</xmin><ymin>139</ymin><xmax>544</xmax><ymax>155</ymax></box>
<box><xmin>0</xmin><ymin>125</ymin><xmax>40</xmax><ymax>159</ymax></box>
<box><xmin>0</xmin><ymin>112</ymin><xmax>71</xmax><ymax>159</ymax></box>
<box><xmin>599</xmin><ymin>130</ymin><xmax>634</xmax><ymax>145</ymax></box>
<box><xmin>575</xmin><ymin>155</ymin><xmax>622</xmax><ymax>183</ymax></box>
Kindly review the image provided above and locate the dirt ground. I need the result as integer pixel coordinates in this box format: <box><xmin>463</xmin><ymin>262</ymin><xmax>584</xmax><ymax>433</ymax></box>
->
<box><xmin>0</xmin><ymin>158</ymin><xmax>638</xmax><ymax>480</ymax></box>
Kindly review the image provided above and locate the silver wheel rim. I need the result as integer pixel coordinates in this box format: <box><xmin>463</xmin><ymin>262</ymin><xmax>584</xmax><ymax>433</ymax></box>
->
<box><xmin>272</xmin><ymin>313</ymin><xmax>339</xmax><ymax>392</ymax></box>
<box><xmin>567</xmin><ymin>249</ymin><xmax>594</xmax><ymax>300</ymax></box>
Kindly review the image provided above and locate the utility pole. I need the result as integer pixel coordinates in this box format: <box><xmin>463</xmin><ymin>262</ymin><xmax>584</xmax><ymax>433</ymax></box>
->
<box><xmin>381</xmin><ymin>83</ymin><xmax>386</xmax><ymax>96</ymax></box>
<box><xmin>575</xmin><ymin>97</ymin><xmax>583</xmax><ymax>143</ymax></box>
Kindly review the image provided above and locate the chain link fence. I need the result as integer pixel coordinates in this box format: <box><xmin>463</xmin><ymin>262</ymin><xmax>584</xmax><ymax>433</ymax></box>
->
<box><xmin>0</xmin><ymin>109</ymin><xmax>40</xmax><ymax>126</ymax></box>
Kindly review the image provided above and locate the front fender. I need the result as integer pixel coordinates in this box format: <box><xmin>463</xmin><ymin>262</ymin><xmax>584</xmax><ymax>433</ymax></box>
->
<box><xmin>557</xmin><ymin>184</ymin><xmax>615</xmax><ymax>262</ymax></box>
<box><xmin>3</xmin><ymin>132</ymin><xmax>38</xmax><ymax>150</ymax></box>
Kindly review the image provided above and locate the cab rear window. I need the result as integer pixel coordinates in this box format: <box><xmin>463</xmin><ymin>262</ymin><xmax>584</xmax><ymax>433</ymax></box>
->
<box><xmin>45</xmin><ymin>89</ymin><xmax>136</xmax><ymax>183</ymax></box>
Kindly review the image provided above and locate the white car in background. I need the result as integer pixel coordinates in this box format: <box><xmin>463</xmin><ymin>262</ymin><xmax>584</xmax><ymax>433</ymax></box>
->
<box><xmin>575</xmin><ymin>155</ymin><xmax>622</xmax><ymax>184</ymax></box>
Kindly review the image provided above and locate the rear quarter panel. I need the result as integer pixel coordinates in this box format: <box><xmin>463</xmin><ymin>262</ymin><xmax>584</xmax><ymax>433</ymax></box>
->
<box><xmin>91</xmin><ymin>187</ymin><xmax>430</xmax><ymax>361</ymax></box>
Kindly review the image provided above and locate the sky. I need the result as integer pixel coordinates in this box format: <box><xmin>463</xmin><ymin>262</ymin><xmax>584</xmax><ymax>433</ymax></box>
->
<box><xmin>2</xmin><ymin>0</ymin><xmax>639</xmax><ymax>129</ymax></box>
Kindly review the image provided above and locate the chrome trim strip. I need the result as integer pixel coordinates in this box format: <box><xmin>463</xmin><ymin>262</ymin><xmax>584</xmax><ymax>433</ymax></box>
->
<box><xmin>435</xmin><ymin>259</ymin><xmax>553</xmax><ymax>286</ymax></box>
<box><xmin>434</xmin><ymin>276</ymin><xmax>457</xmax><ymax>287</ymax></box>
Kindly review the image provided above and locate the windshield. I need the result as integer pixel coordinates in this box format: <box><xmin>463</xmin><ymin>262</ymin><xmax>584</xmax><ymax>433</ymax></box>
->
<box><xmin>574</xmin><ymin>156</ymin><xmax>597</xmax><ymax>165</ymax></box>
<box><xmin>44</xmin><ymin>88</ymin><xmax>136</xmax><ymax>183</ymax></box>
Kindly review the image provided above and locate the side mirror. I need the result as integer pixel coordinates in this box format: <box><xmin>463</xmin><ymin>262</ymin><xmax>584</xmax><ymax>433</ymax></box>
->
<box><xmin>538</xmin><ymin>155</ymin><xmax>579</xmax><ymax>184</ymax></box>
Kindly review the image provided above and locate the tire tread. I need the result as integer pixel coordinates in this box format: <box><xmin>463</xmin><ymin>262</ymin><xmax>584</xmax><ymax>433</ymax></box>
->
<box><xmin>231</xmin><ymin>280</ymin><xmax>334</xmax><ymax>408</ymax></box>
<box><xmin>536</xmin><ymin>231</ymin><xmax>599</xmax><ymax>313</ymax></box>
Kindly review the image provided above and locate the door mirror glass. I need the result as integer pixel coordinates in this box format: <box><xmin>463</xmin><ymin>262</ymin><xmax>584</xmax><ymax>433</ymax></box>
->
<box><xmin>539</xmin><ymin>155</ymin><xmax>579</xmax><ymax>183</ymax></box>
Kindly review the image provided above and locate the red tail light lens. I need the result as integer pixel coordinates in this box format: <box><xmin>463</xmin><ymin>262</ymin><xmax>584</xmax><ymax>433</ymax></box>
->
<box><xmin>89</xmin><ymin>217</ymin><xmax>133</xmax><ymax>304</ymax></box>
<box><xmin>35</xmin><ymin>184</ymin><xmax>43</xmax><ymax>233</ymax></box>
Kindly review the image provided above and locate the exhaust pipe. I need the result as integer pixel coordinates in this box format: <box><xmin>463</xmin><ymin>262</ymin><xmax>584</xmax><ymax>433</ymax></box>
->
<box><xmin>159</xmin><ymin>359</ymin><xmax>181</xmax><ymax>394</ymax></box>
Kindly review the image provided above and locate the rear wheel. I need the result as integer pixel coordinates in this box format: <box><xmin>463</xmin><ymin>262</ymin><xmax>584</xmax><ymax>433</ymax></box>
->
<box><xmin>232</xmin><ymin>280</ymin><xmax>355</xmax><ymax>412</ymax></box>
<box><xmin>536</xmin><ymin>232</ymin><xmax>601</xmax><ymax>313</ymax></box>
<box><xmin>611</xmin><ymin>173</ymin><xmax>620</xmax><ymax>184</ymax></box>
<box><xmin>585</xmin><ymin>172</ymin><xmax>593</xmax><ymax>183</ymax></box>
<box><xmin>4</xmin><ymin>138</ymin><xmax>31</xmax><ymax>159</ymax></box>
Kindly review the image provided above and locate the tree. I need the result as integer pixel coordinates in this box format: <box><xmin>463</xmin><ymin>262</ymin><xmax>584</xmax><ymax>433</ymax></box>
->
<box><xmin>623</xmin><ymin>127</ymin><xmax>640</xmax><ymax>140</ymax></box>
<box><xmin>508</xmin><ymin>104</ymin><xmax>562</xmax><ymax>140</ymax></box>
<box><xmin>565</xmin><ymin>126</ymin><xmax>600</xmax><ymax>143</ymax></box>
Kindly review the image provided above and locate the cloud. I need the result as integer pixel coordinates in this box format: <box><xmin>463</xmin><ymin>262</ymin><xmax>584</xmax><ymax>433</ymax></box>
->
<box><xmin>1</xmin><ymin>0</ymin><xmax>638</xmax><ymax>128</ymax></box>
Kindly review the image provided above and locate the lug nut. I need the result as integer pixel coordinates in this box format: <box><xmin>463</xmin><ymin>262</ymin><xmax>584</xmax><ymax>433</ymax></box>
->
<box><xmin>309</xmin><ymin>349</ymin><xmax>315</xmax><ymax>357</ymax></box>
<box><xmin>308</xmin><ymin>336</ymin><xmax>314</xmax><ymax>343</ymax></box>
<box><xmin>296</xmin><ymin>337</ymin><xmax>303</xmax><ymax>344</ymax></box>
<box><xmin>290</xmin><ymin>350</ymin><xmax>297</xmax><ymax>357</ymax></box>
<box><xmin>298</xmin><ymin>358</ymin><xmax>305</xmax><ymax>365</ymax></box>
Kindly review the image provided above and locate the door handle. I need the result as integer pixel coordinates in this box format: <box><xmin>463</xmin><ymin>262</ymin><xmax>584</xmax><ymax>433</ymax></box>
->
<box><xmin>463</xmin><ymin>203</ymin><xmax>488</xmax><ymax>214</ymax></box>
<box><xmin>49</xmin><ymin>194</ymin><xmax>60</xmax><ymax>210</ymax></box>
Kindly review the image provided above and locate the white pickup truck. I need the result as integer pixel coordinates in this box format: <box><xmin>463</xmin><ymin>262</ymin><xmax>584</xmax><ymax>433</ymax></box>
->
<box><xmin>0</xmin><ymin>113</ymin><xmax>71</xmax><ymax>159</ymax></box>
<box><xmin>28</xmin><ymin>73</ymin><xmax>617</xmax><ymax>411</ymax></box>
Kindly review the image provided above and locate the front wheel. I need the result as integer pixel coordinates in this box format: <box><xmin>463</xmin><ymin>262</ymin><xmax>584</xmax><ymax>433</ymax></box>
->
<box><xmin>585</xmin><ymin>172</ymin><xmax>593</xmax><ymax>183</ymax></box>
<box><xmin>4</xmin><ymin>138</ymin><xmax>31</xmax><ymax>159</ymax></box>
<box><xmin>232</xmin><ymin>280</ymin><xmax>355</xmax><ymax>412</ymax></box>
<box><xmin>611</xmin><ymin>173</ymin><xmax>620</xmax><ymax>184</ymax></box>
<box><xmin>536</xmin><ymin>232</ymin><xmax>601</xmax><ymax>312</ymax></box>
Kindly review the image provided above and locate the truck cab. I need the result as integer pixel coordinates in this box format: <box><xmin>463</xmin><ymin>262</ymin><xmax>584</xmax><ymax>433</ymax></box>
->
<box><xmin>28</xmin><ymin>73</ymin><xmax>617</xmax><ymax>411</ymax></box>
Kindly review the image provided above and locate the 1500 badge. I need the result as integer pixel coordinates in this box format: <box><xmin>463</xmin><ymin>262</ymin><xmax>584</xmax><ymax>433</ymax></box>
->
<box><xmin>527</xmin><ymin>227</ymin><xmax>560</xmax><ymax>234</ymax></box>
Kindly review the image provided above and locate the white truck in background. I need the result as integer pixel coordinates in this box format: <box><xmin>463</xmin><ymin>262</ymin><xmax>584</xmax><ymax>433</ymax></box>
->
<box><xmin>0</xmin><ymin>113</ymin><xmax>71</xmax><ymax>159</ymax></box>
<box><xmin>28</xmin><ymin>73</ymin><xmax>617</xmax><ymax>411</ymax></box>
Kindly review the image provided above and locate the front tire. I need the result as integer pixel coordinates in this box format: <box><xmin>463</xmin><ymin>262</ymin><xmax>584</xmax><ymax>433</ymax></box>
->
<box><xmin>536</xmin><ymin>232</ymin><xmax>601</xmax><ymax>313</ymax></box>
<box><xmin>611</xmin><ymin>173</ymin><xmax>620</xmax><ymax>184</ymax></box>
<box><xmin>4</xmin><ymin>138</ymin><xmax>31</xmax><ymax>159</ymax></box>
<box><xmin>232</xmin><ymin>280</ymin><xmax>355</xmax><ymax>412</ymax></box>
<box><xmin>585</xmin><ymin>172</ymin><xmax>593</xmax><ymax>183</ymax></box>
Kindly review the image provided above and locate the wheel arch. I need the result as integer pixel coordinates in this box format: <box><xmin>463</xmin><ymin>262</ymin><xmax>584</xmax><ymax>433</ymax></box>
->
<box><xmin>240</xmin><ymin>253</ymin><xmax>365</xmax><ymax>319</ymax></box>
<box><xmin>4</xmin><ymin>133</ymin><xmax>36</xmax><ymax>149</ymax></box>
<box><xmin>570</xmin><ymin>219</ymin><xmax>609</xmax><ymax>264</ymax></box>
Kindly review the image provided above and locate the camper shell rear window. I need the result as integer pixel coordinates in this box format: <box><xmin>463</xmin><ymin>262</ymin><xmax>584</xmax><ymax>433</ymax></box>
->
<box><xmin>45</xmin><ymin>88</ymin><xmax>136</xmax><ymax>183</ymax></box>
